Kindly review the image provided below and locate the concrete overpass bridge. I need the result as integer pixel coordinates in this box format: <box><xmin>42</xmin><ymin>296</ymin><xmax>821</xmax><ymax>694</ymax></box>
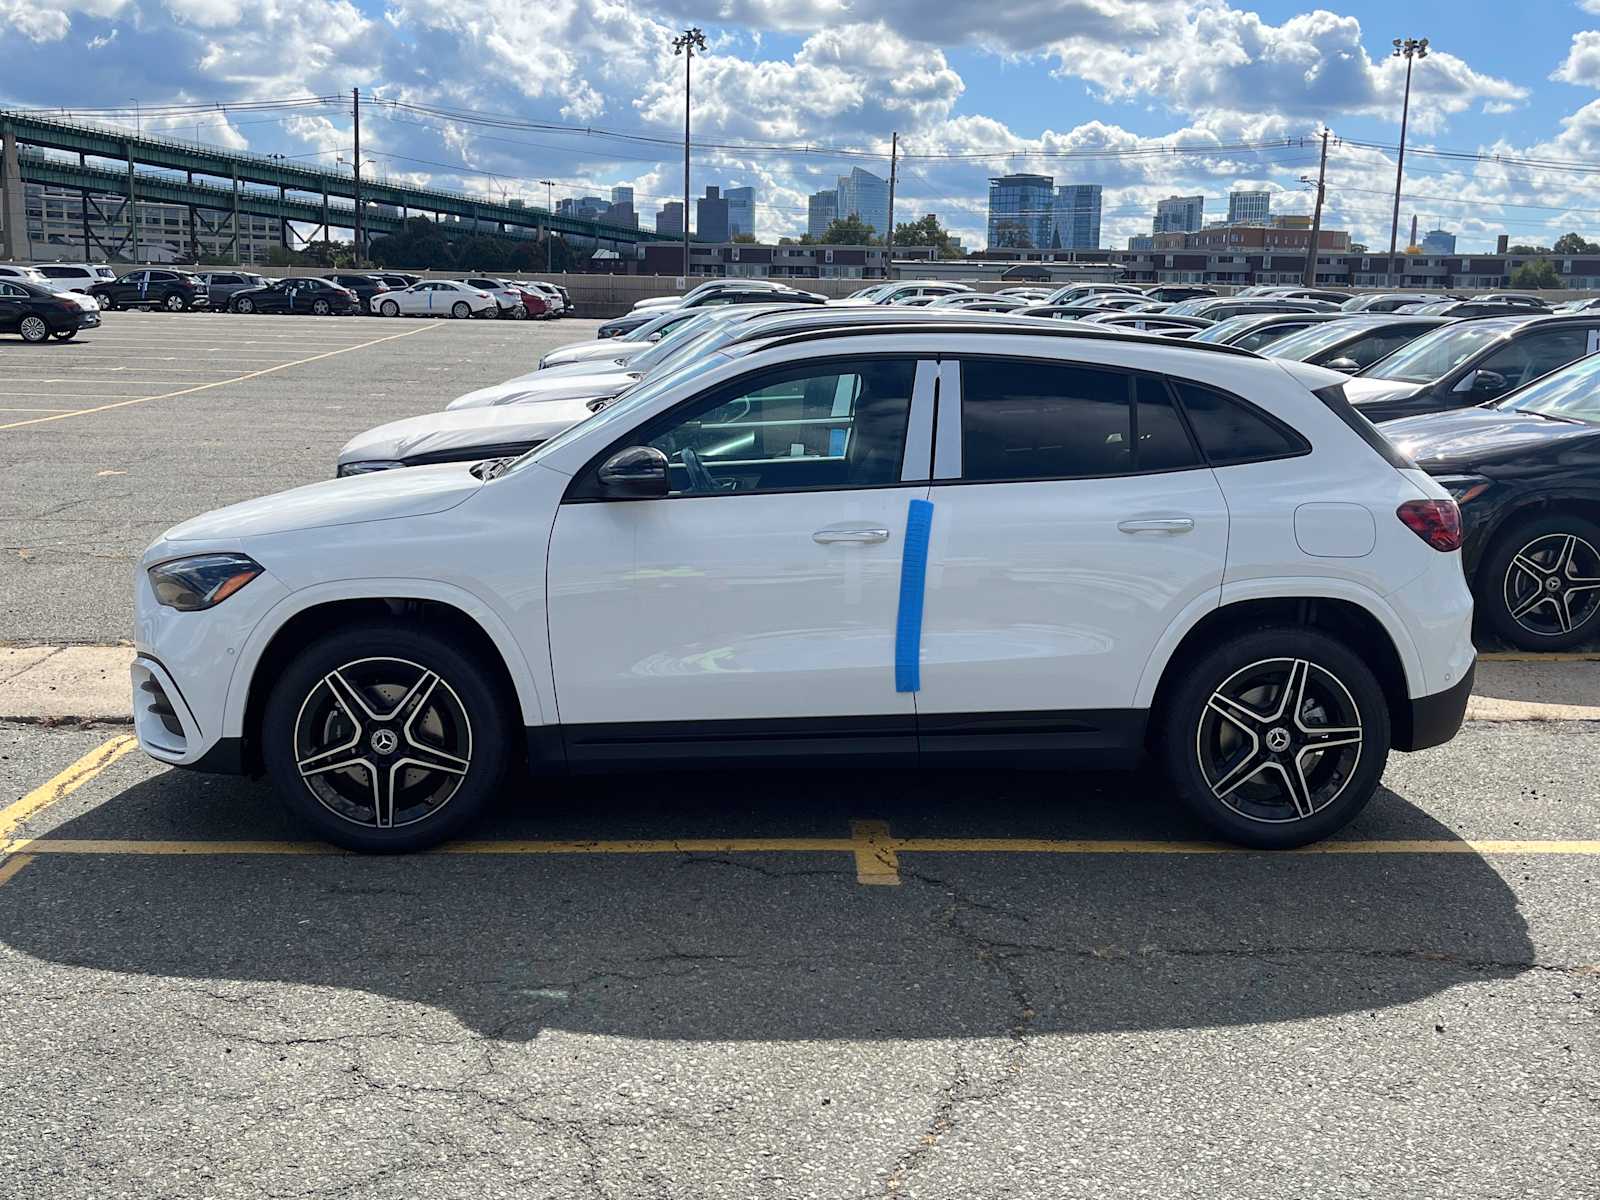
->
<box><xmin>0</xmin><ymin>110</ymin><xmax>675</xmax><ymax>264</ymax></box>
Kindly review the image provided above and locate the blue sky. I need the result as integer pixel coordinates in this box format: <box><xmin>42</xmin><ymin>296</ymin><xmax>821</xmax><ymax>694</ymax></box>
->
<box><xmin>5</xmin><ymin>0</ymin><xmax>1600</xmax><ymax>252</ymax></box>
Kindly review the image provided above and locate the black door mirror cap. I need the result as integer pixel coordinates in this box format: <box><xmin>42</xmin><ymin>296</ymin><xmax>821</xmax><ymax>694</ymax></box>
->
<box><xmin>597</xmin><ymin>446</ymin><xmax>670</xmax><ymax>498</ymax></box>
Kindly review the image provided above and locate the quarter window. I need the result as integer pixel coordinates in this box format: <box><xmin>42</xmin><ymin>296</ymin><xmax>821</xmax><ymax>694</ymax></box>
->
<box><xmin>958</xmin><ymin>360</ymin><xmax>1201</xmax><ymax>481</ymax></box>
<box><xmin>1174</xmin><ymin>382</ymin><xmax>1307</xmax><ymax>466</ymax></box>
<box><xmin>627</xmin><ymin>359</ymin><xmax>918</xmax><ymax>496</ymax></box>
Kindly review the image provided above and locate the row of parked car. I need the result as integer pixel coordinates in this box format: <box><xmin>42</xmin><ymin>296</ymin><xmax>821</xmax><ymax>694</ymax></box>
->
<box><xmin>0</xmin><ymin>261</ymin><xmax>574</xmax><ymax>329</ymax></box>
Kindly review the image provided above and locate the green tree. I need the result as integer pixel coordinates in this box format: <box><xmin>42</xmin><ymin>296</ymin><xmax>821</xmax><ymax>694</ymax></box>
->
<box><xmin>817</xmin><ymin>214</ymin><xmax>877</xmax><ymax>245</ymax></box>
<box><xmin>1507</xmin><ymin>244</ymin><xmax>1552</xmax><ymax>255</ymax></box>
<box><xmin>891</xmin><ymin>214</ymin><xmax>962</xmax><ymax>258</ymax></box>
<box><xmin>1509</xmin><ymin>258</ymin><xmax>1560</xmax><ymax>289</ymax></box>
<box><xmin>1552</xmin><ymin>232</ymin><xmax>1600</xmax><ymax>255</ymax></box>
<box><xmin>731</xmin><ymin>232</ymin><xmax>758</xmax><ymax>244</ymax></box>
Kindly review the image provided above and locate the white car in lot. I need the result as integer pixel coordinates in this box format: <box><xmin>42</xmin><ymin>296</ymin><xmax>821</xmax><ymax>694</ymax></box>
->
<box><xmin>133</xmin><ymin>323</ymin><xmax>1475</xmax><ymax>853</ymax></box>
<box><xmin>376</xmin><ymin>280</ymin><xmax>498</xmax><ymax>319</ymax></box>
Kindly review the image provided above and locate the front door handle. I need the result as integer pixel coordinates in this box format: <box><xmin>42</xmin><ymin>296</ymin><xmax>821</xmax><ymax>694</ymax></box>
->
<box><xmin>813</xmin><ymin>527</ymin><xmax>891</xmax><ymax>545</ymax></box>
<box><xmin>1118</xmin><ymin>517</ymin><xmax>1195</xmax><ymax>534</ymax></box>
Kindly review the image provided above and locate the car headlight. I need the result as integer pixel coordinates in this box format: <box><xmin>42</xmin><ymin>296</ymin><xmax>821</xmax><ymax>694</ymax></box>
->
<box><xmin>1433</xmin><ymin>474</ymin><xmax>1492</xmax><ymax>505</ymax></box>
<box><xmin>148</xmin><ymin>553</ymin><xmax>262</xmax><ymax>612</ymax></box>
<box><xmin>337</xmin><ymin>459</ymin><xmax>406</xmax><ymax>477</ymax></box>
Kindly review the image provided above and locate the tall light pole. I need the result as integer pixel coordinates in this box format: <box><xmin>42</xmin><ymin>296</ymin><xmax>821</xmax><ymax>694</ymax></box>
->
<box><xmin>131</xmin><ymin>99</ymin><xmax>141</xmax><ymax>138</ymax></box>
<box><xmin>1387</xmin><ymin>36</ymin><xmax>1428</xmax><ymax>288</ymax></box>
<box><xmin>673</xmin><ymin>27</ymin><xmax>706</xmax><ymax>281</ymax></box>
<box><xmin>540</xmin><ymin>179</ymin><xmax>556</xmax><ymax>272</ymax></box>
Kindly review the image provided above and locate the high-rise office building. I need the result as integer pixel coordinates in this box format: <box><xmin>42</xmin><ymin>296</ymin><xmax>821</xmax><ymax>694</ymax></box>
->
<box><xmin>1421</xmin><ymin>228</ymin><xmax>1457</xmax><ymax>255</ymax></box>
<box><xmin>1053</xmin><ymin>183</ymin><xmax>1102</xmax><ymax>250</ymax></box>
<box><xmin>807</xmin><ymin>188</ymin><xmax>838</xmax><ymax>239</ymax></box>
<box><xmin>1227</xmin><ymin>190</ymin><xmax>1271</xmax><ymax>225</ymax></box>
<box><xmin>655</xmin><ymin>201</ymin><xmax>684</xmax><ymax>236</ymax></box>
<box><xmin>987</xmin><ymin>174</ymin><xmax>1054</xmax><ymax>249</ymax></box>
<box><xmin>610</xmin><ymin>186</ymin><xmax>634</xmax><ymax>207</ymax></box>
<box><xmin>835</xmin><ymin>167</ymin><xmax>889</xmax><ymax>241</ymax></box>
<box><xmin>1153</xmin><ymin>194</ymin><xmax>1204</xmax><ymax>234</ymax></box>
<box><xmin>696</xmin><ymin>186</ymin><xmax>730</xmax><ymax>242</ymax></box>
<box><xmin>726</xmin><ymin>186</ymin><xmax>755</xmax><ymax>238</ymax></box>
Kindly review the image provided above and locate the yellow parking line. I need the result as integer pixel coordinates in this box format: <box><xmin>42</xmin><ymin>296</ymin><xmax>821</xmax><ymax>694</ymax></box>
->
<box><xmin>0</xmin><ymin>735</ymin><xmax>137</xmax><ymax>854</ymax></box>
<box><xmin>852</xmin><ymin>819</ymin><xmax>902</xmax><ymax>885</ymax></box>
<box><xmin>0</xmin><ymin>323</ymin><xmax>439</xmax><ymax>432</ymax></box>
<box><xmin>0</xmin><ymin>855</ymin><xmax>36</xmax><ymax>888</ymax></box>
<box><xmin>1480</xmin><ymin>652</ymin><xmax>1600</xmax><ymax>662</ymax></box>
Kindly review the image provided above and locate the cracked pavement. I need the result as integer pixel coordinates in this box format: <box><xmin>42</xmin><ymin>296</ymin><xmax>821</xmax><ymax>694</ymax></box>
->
<box><xmin>1</xmin><ymin>720</ymin><xmax>1597</xmax><ymax>1197</ymax></box>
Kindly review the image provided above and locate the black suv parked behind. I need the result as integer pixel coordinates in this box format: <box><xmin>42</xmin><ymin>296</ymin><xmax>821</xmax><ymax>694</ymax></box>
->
<box><xmin>90</xmin><ymin>269</ymin><xmax>211</xmax><ymax>312</ymax></box>
<box><xmin>322</xmin><ymin>273</ymin><xmax>393</xmax><ymax>314</ymax></box>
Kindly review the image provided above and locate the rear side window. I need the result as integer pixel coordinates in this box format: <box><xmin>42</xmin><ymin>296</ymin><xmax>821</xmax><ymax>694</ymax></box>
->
<box><xmin>1173</xmin><ymin>382</ymin><xmax>1308</xmax><ymax>466</ymax></box>
<box><xmin>959</xmin><ymin>360</ymin><xmax>1201</xmax><ymax>481</ymax></box>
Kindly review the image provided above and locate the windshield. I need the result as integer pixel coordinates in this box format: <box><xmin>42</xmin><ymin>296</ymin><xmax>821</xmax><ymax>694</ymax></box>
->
<box><xmin>622</xmin><ymin>310</ymin><xmax>691</xmax><ymax>342</ymax></box>
<box><xmin>504</xmin><ymin>352</ymin><xmax>736</xmax><ymax>476</ymax></box>
<box><xmin>1497</xmin><ymin>351</ymin><xmax>1600</xmax><ymax>424</ymax></box>
<box><xmin>1264</xmin><ymin>322</ymin><xmax>1372</xmax><ymax>361</ymax></box>
<box><xmin>1360</xmin><ymin>323</ymin><xmax>1510</xmax><ymax>383</ymax></box>
<box><xmin>1188</xmin><ymin>315</ymin><xmax>1266</xmax><ymax>344</ymax></box>
<box><xmin>626</xmin><ymin>312</ymin><xmax>730</xmax><ymax>369</ymax></box>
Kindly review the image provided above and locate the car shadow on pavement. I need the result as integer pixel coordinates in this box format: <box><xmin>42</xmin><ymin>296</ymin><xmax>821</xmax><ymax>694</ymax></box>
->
<box><xmin>0</xmin><ymin>763</ymin><xmax>1534</xmax><ymax>1042</ymax></box>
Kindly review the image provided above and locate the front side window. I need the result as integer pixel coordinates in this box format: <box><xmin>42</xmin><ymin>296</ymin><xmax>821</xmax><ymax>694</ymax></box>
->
<box><xmin>959</xmin><ymin>360</ymin><xmax>1201</xmax><ymax>482</ymax></box>
<box><xmin>1479</xmin><ymin>328</ymin><xmax>1596</xmax><ymax>388</ymax></box>
<box><xmin>628</xmin><ymin>359</ymin><xmax>918</xmax><ymax>496</ymax></box>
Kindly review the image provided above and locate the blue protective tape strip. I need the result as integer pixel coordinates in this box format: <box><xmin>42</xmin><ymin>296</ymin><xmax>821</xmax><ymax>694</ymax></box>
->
<box><xmin>894</xmin><ymin>498</ymin><xmax>934</xmax><ymax>693</ymax></box>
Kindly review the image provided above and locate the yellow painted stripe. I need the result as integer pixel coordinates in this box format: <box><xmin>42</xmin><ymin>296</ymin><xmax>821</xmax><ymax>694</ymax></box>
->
<box><xmin>0</xmin><ymin>736</ymin><xmax>137</xmax><ymax>852</ymax></box>
<box><xmin>8</xmin><ymin>835</ymin><xmax>1600</xmax><ymax>858</ymax></box>
<box><xmin>0</xmin><ymin>855</ymin><xmax>36</xmax><ymax>887</ymax></box>
<box><xmin>0</xmin><ymin>324</ymin><xmax>438</xmax><ymax>432</ymax></box>
<box><xmin>851</xmin><ymin>819</ymin><xmax>902</xmax><ymax>885</ymax></box>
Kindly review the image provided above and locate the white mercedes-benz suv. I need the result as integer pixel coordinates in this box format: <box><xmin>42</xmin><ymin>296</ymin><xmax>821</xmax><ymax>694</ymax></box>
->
<box><xmin>132</xmin><ymin>323</ymin><xmax>1475</xmax><ymax>852</ymax></box>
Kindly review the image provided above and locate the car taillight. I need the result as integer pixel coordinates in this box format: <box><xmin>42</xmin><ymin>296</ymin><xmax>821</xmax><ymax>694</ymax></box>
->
<box><xmin>1397</xmin><ymin>499</ymin><xmax>1462</xmax><ymax>551</ymax></box>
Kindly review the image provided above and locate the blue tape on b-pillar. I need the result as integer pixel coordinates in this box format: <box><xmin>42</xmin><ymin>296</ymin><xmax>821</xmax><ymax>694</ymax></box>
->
<box><xmin>894</xmin><ymin>498</ymin><xmax>934</xmax><ymax>693</ymax></box>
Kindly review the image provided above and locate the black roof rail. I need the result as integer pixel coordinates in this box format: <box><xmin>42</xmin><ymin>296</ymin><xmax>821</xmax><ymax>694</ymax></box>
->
<box><xmin>733</xmin><ymin>319</ymin><xmax>1264</xmax><ymax>360</ymax></box>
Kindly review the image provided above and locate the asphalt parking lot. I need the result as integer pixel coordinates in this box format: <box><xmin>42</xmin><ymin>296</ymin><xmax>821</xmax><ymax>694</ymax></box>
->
<box><xmin>1</xmin><ymin>311</ymin><xmax>1598</xmax><ymax>1197</ymax></box>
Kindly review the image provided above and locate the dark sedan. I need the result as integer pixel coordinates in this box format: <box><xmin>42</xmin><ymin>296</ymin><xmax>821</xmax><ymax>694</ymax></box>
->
<box><xmin>0</xmin><ymin>279</ymin><xmax>102</xmax><ymax>342</ymax></box>
<box><xmin>1382</xmin><ymin>352</ymin><xmax>1600</xmax><ymax>649</ymax></box>
<box><xmin>230</xmin><ymin>277</ymin><xmax>361</xmax><ymax>315</ymax></box>
<box><xmin>1341</xmin><ymin>314</ymin><xmax>1600</xmax><ymax>422</ymax></box>
<box><xmin>323</xmin><ymin>273</ymin><xmax>392</xmax><ymax>313</ymax></box>
<box><xmin>90</xmin><ymin>268</ymin><xmax>210</xmax><ymax>312</ymax></box>
<box><xmin>1259</xmin><ymin>315</ymin><xmax>1453</xmax><ymax>373</ymax></box>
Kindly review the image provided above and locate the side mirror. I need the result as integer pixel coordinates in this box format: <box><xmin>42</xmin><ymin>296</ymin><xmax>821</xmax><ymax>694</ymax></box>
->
<box><xmin>597</xmin><ymin>446</ymin><xmax>670</xmax><ymax>498</ymax></box>
<box><xmin>1471</xmin><ymin>368</ymin><xmax>1508</xmax><ymax>394</ymax></box>
<box><xmin>1324</xmin><ymin>357</ymin><xmax>1361</xmax><ymax>373</ymax></box>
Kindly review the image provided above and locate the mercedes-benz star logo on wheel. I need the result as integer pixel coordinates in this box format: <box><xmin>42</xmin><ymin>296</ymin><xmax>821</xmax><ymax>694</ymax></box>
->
<box><xmin>369</xmin><ymin>729</ymin><xmax>399</xmax><ymax>756</ymax></box>
<box><xmin>1265</xmin><ymin>727</ymin><xmax>1291</xmax><ymax>753</ymax></box>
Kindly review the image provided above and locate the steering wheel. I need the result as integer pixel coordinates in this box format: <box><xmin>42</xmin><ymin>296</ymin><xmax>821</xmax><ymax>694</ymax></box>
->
<box><xmin>679</xmin><ymin>447</ymin><xmax>719</xmax><ymax>494</ymax></box>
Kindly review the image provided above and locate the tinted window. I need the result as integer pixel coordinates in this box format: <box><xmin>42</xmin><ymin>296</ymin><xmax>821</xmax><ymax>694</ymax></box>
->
<box><xmin>1174</xmin><ymin>383</ymin><xmax>1307</xmax><ymax>466</ymax></box>
<box><xmin>0</xmin><ymin>282</ymin><xmax>25</xmax><ymax>297</ymax></box>
<box><xmin>1233</xmin><ymin>323</ymin><xmax>1313</xmax><ymax>351</ymax></box>
<box><xmin>634</xmin><ymin>359</ymin><xmax>917</xmax><ymax>496</ymax></box>
<box><xmin>148</xmin><ymin>272</ymin><xmax>176</xmax><ymax>282</ymax></box>
<box><xmin>214</xmin><ymin>274</ymin><xmax>240</xmax><ymax>284</ymax></box>
<box><xmin>1479</xmin><ymin>328</ymin><xmax>1597</xmax><ymax>389</ymax></box>
<box><xmin>959</xmin><ymin>361</ymin><xmax>1200</xmax><ymax>481</ymax></box>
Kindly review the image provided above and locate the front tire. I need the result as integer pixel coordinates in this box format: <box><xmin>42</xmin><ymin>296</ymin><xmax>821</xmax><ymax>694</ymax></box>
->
<box><xmin>261</xmin><ymin>624</ymin><xmax>516</xmax><ymax>852</ymax></box>
<box><xmin>18</xmin><ymin>315</ymin><xmax>50</xmax><ymax>343</ymax></box>
<box><xmin>380</xmin><ymin>299</ymin><xmax>400</xmax><ymax>317</ymax></box>
<box><xmin>234</xmin><ymin>296</ymin><xmax>255</xmax><ymax>314</ymax></box>
<box><xmin>1159</xmin><ymin>628</ymin><xmax>1390</xmax><ymax>848</ymax></box>
<box><xmin>1479</xmin><ymin>513</ymin><xmax>1600</xmax><ymax>650</ymax></box>
<box><xmin>451</xmin><ymin>301</ymin><xmax>471</xmax><ymax>319</ymax></box>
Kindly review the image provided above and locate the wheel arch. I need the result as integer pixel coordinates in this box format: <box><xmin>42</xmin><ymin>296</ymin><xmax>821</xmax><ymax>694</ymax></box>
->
<box><xmin>225</xmin><ymin>583</ymin><xmax>549</xmax><ymax>772</ymax></box>
<box><xmin>1140</xmin><ymin>592</ymin><xmax>1416</xmax><ymax>753</ymax></box>
<box><xmin>1470</xmin><ymin>491</ymin><xmax>1600</xmax><ymax>577</ymax></box>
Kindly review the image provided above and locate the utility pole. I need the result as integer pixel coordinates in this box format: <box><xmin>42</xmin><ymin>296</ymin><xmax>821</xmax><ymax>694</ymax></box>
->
<box><xmin>352</xmin><ymin>87</ymin><xmax>363</xmax><ymax>267</ymax></box>
<box><xmin>884</xmin><ymin>131</ymin><xmax>898</xmax><ymax>274</ymax></box>
<box><xmin>1303</xmin><ymin>129</ymin><xmax>1329</xmax><ymax>287</ymax></box>
<box><xmin>540</xmin><ymin>179</ymin><xmax>555</xmax><ymax>272</ymax></box>
<box><xmin>1387</xmin><ymin>37</ymin><xmax>1428</xmax><ymax>288</ymax></box>
<box><xmin>673</xmin><ymin>27</ymin><xmax>706</xmax><ymax>281</ymax></box>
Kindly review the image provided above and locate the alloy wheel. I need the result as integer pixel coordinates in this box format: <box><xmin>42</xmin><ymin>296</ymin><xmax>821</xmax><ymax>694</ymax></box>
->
<box><xmin>1502</xmin><ymin>532</ymin><xmax>1600</xmax><ymax>638</ymax></box>
<box><xmin>1194</xmin><ymin>657</ymin><xmax>1364</xmax><ymax>824</ymax></box>
<box><xmin>313</xmin><ymin>299</ymin><xmax>330</xmax><ymax>315</ymax></box>
<box><xmin>236</xmin><ymin>298</ymin><xmax>253</xmax><ymax>314</ymax></box>
<box><xmin>166</xmin><ymin>293</ymin><xmax>185</xmax><ymax>311</ymax></box>
<box><xmin>292</xmin><ymin>657</ymin><xmax>473</xmax><ymax>830</ymax></box>
<box><xmin>19</xmin><ymin>315</ymin><xmax>49</xmax><ymax>342</ymax></box>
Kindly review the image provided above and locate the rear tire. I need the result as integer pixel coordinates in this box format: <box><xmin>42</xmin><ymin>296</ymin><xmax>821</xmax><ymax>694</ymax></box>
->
<box><xmin>164</xmin><ymin>292</ymin><xmax>188</xmax><ymax>312</ymax></box>
<box><xmin>1478</xmin><ymin>512</ymin><xmax>1600</xmax><ymax>650</ymax></box>
<box><xmin>1159</xmin><ymin>628</ymin><xmax>1390</xmax><ymax>848</ymax></box>
<box><xmin>261</xmin><ymin>623</ymin><xmax>516</xmax><ymax>853</ymax></box>
<box><xmin>451</xmin><ymin>301</ymin><xmax>471</xmax><ymax>319</ymax></box>
<box><xmin>52</xmin><ymin>329</ymin><xmax>77</xmax><ymax>341</ymax></box>
<box><xmin>18</xmin><ymin>315</ymin><xmax>50</xmax><ymax>343</ymax></box>
<box><xmin>312</xmin><ymin>298</ymin><xmax>331</xmax><ymax>316</ymax></box>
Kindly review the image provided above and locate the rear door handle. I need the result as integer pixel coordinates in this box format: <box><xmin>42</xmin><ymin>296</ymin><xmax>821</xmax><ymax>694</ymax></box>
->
<box><xmin>1117</xmin><ymin>517</ymin><xmax>1195</xmax><ymax>534</ymax></box>
<box><xmin>813</xmin><ymin>527</ymin><xmax>891</xmax><ymax>545</ymax></box>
